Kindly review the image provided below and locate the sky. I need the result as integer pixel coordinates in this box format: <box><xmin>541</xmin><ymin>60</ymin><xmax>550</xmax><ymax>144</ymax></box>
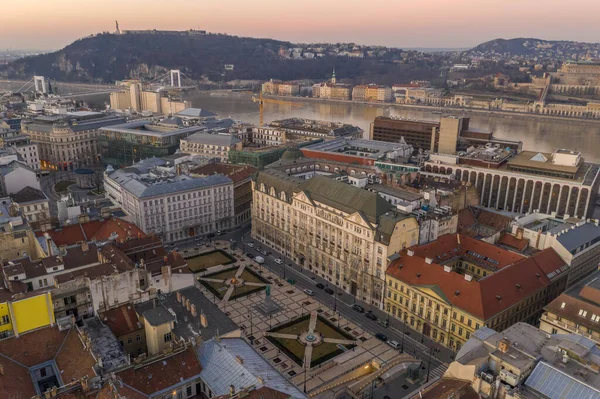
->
<box><xmin>2</xmin><ymin>0</ymin><xmax>600</xmax><ymax>51</ymax></box>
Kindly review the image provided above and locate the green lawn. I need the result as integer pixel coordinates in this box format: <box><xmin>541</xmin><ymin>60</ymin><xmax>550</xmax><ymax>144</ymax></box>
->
<box><xmin>54</xmin><ymin>180</ymin><xmax>75</xmax><ymax>193</ymax></box>
<box><xmin>199</xmin><ymin>266</ymin><xmax>268</xmax><ymax>300</ymax></box>
<box><xmin>267</xmin><ymin>314</ymin><xmax>356</xmax><ymax>367</ymax></box>
<box><xmin>186</xmin><ymin>250</ymin><xmax>235</xmax><ymax>272</ymax></box>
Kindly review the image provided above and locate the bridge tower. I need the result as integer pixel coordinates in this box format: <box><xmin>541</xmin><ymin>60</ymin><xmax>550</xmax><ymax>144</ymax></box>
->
<box><xmin>33</xmin><ymin>76</ymin><xmax>47</xmax><ymax>94</ymax></box>
<box><xmin>170</xmin><ymin>70</ymin><xmax>182</xmax><ymax>88</ymax></box>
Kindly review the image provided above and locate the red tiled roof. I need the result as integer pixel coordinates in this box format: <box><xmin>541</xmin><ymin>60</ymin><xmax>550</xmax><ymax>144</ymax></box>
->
<box><xmin>214</xmin><ymin>386</ymin><xmax>291</xmax><ymax>399</ymax></box>
<box><xmin>530</xmin><ymin>248</ymin><xmax>567</xmax><ymax>280</ymax></box>
<box><xmin>475</xmin><ymin>208</ymin><xmax>513</xmax><ymax>231</ymax></box>
<box><xmin>387</xmin><ymin>236</ymin><xmax>551</xmax><ymax>321</ymax></box>
<box><xmin>0</xmin><ymin>362</ymin><xmax>36</xmax><ymax>398</ymax></box>
<box><xmin>101</xmin><ymin>304</ymin><xmax>142</xmax><ymax>337</ymax></box>
<box><xmin>54</xmin><ymin>263</ymin><xmax>119</xmax><ymax>284</ymax></box>
<box><xmin>55</xmin><ymin>328</ymin><xmax>97</xmax><ymax>383</ymax></box>
<box><xmin>0</xmin><ymin>325</ymin><xmax>67</xmax><ymax>367</ymax></box>
<box><xmin>191</xmin><ymin>163</ymin><xmax>257</xmax><ymax>184</ymax></box>
<box><xmin>40</xmin><ymin>218</ymin><xmax>146</xmax><ymax>247</ymax></box>
<box><xmin>116</xmin><ymin>346</ymin><xmax>202</xmax><ymax>396</ymax></box>
<box><xmin>411</xmin><ymin>234</ymin><xmax>525</xmax><ymax>270</ymax></box>
<box><xmin>457</xmin><ymin>208</ymin><xmax>477</xmax><ymax>229</ymax></box>
<box><xmin>498</xmin><ymin>233</ymin><xmax>529</xmax><ymax>252</ymax></box>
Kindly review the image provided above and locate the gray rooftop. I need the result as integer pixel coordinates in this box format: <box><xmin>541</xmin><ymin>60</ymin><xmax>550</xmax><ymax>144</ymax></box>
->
<box><xmin>83</xmin><ymin>317</ymin><xmax>129</xmax><ymax>372</ymax></box>
<box><xmin>554</xmin><ymin>222</ymin><xmax>600</xmax><ymax>254</ymax></box>
<box><xmin>175</xmin><ymin>108</ymin><xmax>218</xmax><ymax>118</ymax></box>
<box><xmin>198</xmin><ymin>338</ymin><xmax>307</xmax><ymax>399</ymax></box>
<box><xmin>98</xmin><ymin>119</ymin><xmax>205</xmax><ymax>138</ymax></box>
<box><xmin>366</xmin><ymin>184</ymin><xmax>423</xmax><ymax>202</ymax></box>
<box><xmin>183</xmin><ymin>132</ymin><xmax>241</xmax><ymax>147</ymax></box>
<box><xmin>135</xmin><ymin>286</ymin><xmax>238</xmax><ymax>342</ymax></box>
<box><xmin>141</xmin><ymin>306</ymin><xmax>175</xmax><ymax>327</ymax></box>
<box><xmin>525</xmin><ymin>361</ymin><xmax>600</xmax><ymax>399</ymax></box>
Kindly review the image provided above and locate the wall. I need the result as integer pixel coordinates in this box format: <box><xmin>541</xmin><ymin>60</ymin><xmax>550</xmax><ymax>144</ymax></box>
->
<box><xmin>3</xmin><ymin>166</ymin><xmax>40</xmax><ymax>194</ymax></box>
<box><xmin>143</xmin><ymin>318</ymin><xmax>173</xmax><ymax>356</ymax></box>
<box><xmin>10</xmin><ymin>292</ymin><xmax>55</xmax><ymax>335</ymax></box>
<box><xmin>0</xmin><ymin>302</ymin><xmax>13</xmax><ymax>337</ymax></box>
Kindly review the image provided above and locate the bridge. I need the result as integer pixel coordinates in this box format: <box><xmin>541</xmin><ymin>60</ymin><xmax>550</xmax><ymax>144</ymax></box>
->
<box><xmin>0</xmin><ymin>70</ymin><xmax>198</xmax><ymax>97</ymax></box>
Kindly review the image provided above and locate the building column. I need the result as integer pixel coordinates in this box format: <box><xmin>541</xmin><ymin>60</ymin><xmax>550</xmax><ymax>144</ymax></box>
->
<box><xmin>555</xmin><ymin>185</ymin><xmax>564</xmax><ymax>214</ymax></box>
<box><xmin>528</xmin><ymin>183</ymin><xmax>536</xmax><ymax>213</ymax></box>
<box><xmin>481</xmin><ymin>175</ymin><xmax>487</xmax><ymax>206</ymax></box>
<box><xmin>488</xmin><ymin>175</ymin><xmax>494</xmax><ymax>208</ymax></box>
<box><xmin>583</xmin><ymin>190</ymin><xmax>592</xmax><ymax>219</ymax></box>
<box><xmin>512</xmin><ymin>180</ymin><xmax>520</xmax><ymax>212</ymax></box>
<box><xmin>538</xmin><ymin>185</ymin><xmax>545</xmax><ymax>213</ymax></box>
<box><xmin>574</xmin><ymin>188</ymin><xmax>583</xmax><ymax>218</ymax></box>
<box><xmin>503</xmin><ymin>179</ymin><xmax>510</xmax><ymax>210</ymax></box>
<box><xmin>565</xmin><ymin>186</ymin><xmax>573</xmax><ymax>215</ymax></box>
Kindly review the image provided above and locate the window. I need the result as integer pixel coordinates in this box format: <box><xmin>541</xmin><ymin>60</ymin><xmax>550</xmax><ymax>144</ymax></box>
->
<box><xmin>136</xmin><ymin>334</ymin><xmax>141</xmax><ymax>342</ymax></box>
<box><xmin>186</xmin><ymin>386</ymin><xmax>193</xmax><ymax>397</ymax></box>
<box><xmin>592</xmin><ymin>314</ymin><xmax>600</xmax><ymax>322</ymax></box>
<box><xmin>560</xmin><ymin>302</ymin><xmax>566</xmax><ymax>309</ymax></box>
<box><xmin>127</xmin><ymin>337</ymin><xmax>133</xmax><ymax>344</ymax></box>
<box><xmin>40</xmin><ymin>367</ymin><xmax>47</xmax><ymax>377</ymax></box>
<box><xmin>164</xmin><ymin>332</ymin><xmax>172</xmax><ymax>342</ymax></box>
<box><xmin>1</xmin><ymin>315</ymin><xmax>8</xmax><ymax>325</ymax></box>
<box><xmin>579</xmin><ymin>309</ymin><xmax>588</xmax><ymax>317</ymax></box>
<box><xmin>458</xmin><ymin>327</ymin><xmax>463</xmax><ymax>336</ymax></box>
<box><xmin>551</xmin><ymin>328</ymin><xmax>558</xmax><ymax>334</ymax></box>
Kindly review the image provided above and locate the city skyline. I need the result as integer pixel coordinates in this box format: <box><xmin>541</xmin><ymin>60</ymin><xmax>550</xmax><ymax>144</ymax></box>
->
<box><xmin>2</xmin><ymin>0</ymin><xmax>600</xmax><ymax>51</ymax></box>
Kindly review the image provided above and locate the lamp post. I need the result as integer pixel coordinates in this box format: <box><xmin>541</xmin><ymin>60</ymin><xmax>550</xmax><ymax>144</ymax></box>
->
<box><xmin>400</xmin><ymin>319</ymin><xmax>406</xmax><ymax>354</ymax></box>
<box><xmin>426</xmin><ymin>343</ymin><xmax>433</xmax><ymax>383</ymax></box>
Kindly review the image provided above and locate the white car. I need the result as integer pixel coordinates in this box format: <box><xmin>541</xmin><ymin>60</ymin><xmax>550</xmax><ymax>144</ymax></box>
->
<box><xmin>274</xmin><ymin>258</ymin><xmax>283</xmax><ymax>264</ymax></box>
<box><xmin>304</xmin><ymin>289</ymin><xmax>314</xmax><ymax>296</ymax></box>
<box><xmin>247</xmin><ymin>243</ymin><xmax>254</xmax><ymax>248</ymax></box>
<box><xmin>387</xmin><ymin>340</ymin><xmax>400</xmax><ymax>349</ymax></box>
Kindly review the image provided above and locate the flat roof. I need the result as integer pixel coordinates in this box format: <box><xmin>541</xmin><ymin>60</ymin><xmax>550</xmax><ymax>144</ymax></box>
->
<box><xmin>99</xmin><ymin>120</ymin><xmax>205</xmax><ymax>138</ymax></box>
<box><xmin>508</xmin><ymin>151</ymin><xmax>580</xmax><ymax>174</ymax></box>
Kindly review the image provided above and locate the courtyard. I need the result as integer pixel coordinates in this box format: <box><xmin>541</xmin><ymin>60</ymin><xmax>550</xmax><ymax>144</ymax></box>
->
<box><xmin>185</xmin><ymin>249</ymin><xmax>236</xmax><ymax>273</ymax></box>
<box><xmin>198</xmin><ymin>264</ymin><xmax>269</xmax><ymax>301</ymax></box>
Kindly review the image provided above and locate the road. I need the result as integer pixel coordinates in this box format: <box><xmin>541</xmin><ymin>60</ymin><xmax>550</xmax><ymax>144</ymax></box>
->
<box><xmin>232</xmin><ymin>231</ymin><xmax>453</xmax><ymax>379</ymax></box>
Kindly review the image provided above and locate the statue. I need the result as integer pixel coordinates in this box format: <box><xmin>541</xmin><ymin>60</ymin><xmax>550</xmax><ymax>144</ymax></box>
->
<box><xmin>266</xmin><ymin>284</ymin><xmax>271</xmax><ymax>298</ymax></box>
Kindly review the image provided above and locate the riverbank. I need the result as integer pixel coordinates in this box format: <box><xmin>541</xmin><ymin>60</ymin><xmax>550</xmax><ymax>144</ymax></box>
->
<box><xmin>263</xmin><ymin>94</ymin><xmax>600</xmax><ymax>125</ymax></box>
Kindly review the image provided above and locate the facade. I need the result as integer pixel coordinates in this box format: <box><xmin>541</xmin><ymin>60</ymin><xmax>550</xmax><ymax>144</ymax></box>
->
<box><xmin>0</xmin><ymin>197</ymin><xmax>46</xmax><ymax>261</ymax></box>
<box><xmin>0</xmin><ymin>290</ymin><xmax>54</xmax><ymax>339</ymax></box>
<box><xmin>98</xmin><ymin>118</ymin><xmax>205</xmax><ymax>167</ymax></box>
<box><xmin>261</xmin><ymin>80</ymin><xmax>300</xmax><ymax>96</ymax></box>
<box><xmin>423</xmin><ymin>149</ymin><xmax>600</xmax><ymax>219</ymax></box>
<box><xmin>11</xmin><ymin>186</ymin><xmax>50</xmax><ymax>226</ymax></box>
<box><xmin>364</xmin><ymin>85</ymin><xmax>393</xmax><ymax>102</ymax></box>
<box><xmin>511</xmin><ymin>212</ymin><xmax>600</xmax><ymax>287</ymax></box>
<box><xmin>370</xmin><ymin>116</ymin><xmax>440</xmax><ymax>149</ymax></box>
<box><xmin>385</xmin><ymin>234</ymin><xmax>567</xmax><ymax>351</ymax></box>
<box><xmin>191</xmin><ymin>163</ymin><xmax>257</xmax><ymax>227</ymax></box>
<box><xmin>313</xmin><ymin>83</ymin><xmax>352</xmax><ymax>100</ymax></box>
<box><xmin>0</xmin><ymin>160</ymin><xmax>40</xmax><ymax>195</ymax></box>
<box><xmin>105</xmin><ymin>157</ymin><xmax>234</xmax><ymax>242</ymax></box>
<box><xmin>540</xmin><ymin>272</ymin><xmax>600</xmax><ymax>344</ymax></box>
<box><xmin>252</xmin><ymin>170</ymin><xmax>419</xmax><ymax>305</ymax></box>
<box><xmin>101</xmin><ymin>304</ymin><xmax>147</xmax><ymax>358</ymax></box>
<box><xmin>179</xmin><ymin>132</ymin><xmax>242</xmax><ymax>161</ymax></box>
<box><xmin>0</xmin><ymin>127</ymin><xmax>40</xmax><ymax>170</ymax></box>
<box><xmin>109</xmin><ymin>82</ymin><xmax>191</xmax><ymax>113</ymax></box>
<box><xmin>21</xmin><ymin>112</ymin><xmax>126</xmax><ymax>170</ymax></box>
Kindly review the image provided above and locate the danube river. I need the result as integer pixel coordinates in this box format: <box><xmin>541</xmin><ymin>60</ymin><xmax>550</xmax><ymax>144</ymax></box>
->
<box><xmin>3</xmin><ymin>80</ymin><xmax>600</xmax><ymax>163</ymax></box>
<box><xmin>185</xmin><ymin>92</ymin><xmax>600</xmax><ymax>162</ymax></box>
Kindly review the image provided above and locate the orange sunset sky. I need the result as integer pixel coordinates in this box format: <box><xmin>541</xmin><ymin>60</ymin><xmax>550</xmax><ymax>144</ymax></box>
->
<box><xmin>1</xmin><ymin>0</ymin><xmax>599</xmax><ymax>50</ymax></box>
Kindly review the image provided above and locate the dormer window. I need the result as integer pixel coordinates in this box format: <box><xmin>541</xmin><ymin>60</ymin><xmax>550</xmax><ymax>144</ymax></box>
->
<box><xmin>560</xmin><ymin>302</ymin><xmax>566</xmax><ymax>309</ymax></box>
<box><xmin>578</xmin><ymin>309</ymin><xmax>587</xmax><ymax>317</ymax></box>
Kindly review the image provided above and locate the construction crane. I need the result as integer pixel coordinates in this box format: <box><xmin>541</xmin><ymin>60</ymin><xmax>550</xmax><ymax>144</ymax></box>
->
<box><xmin>252</xmin><ymin>92</ymin><xmax>302</xmax><ymax>126</ymax></box>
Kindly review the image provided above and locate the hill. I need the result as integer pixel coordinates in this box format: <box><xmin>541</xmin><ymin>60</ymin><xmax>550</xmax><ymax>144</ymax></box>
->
<box><xmin>0</xmin><ymin>32</ymin><xmax>440</xmax><ymax>85</ymax></box>
<box><xmin>465</xmin><ymin>37</ymin><xmax>600</xmax><ymax>59</ymax></box>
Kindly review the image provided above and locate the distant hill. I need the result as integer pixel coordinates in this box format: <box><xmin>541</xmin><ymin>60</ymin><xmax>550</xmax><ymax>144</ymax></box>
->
<box><xmin>0</xmin><ymin>32</ymin><xmax>440</xmax><ymax>85</ymax></box>
<box><xmin>465</xmin><ymin>37</ymin><xmax>600</xmax><ymax>58</ymax></box>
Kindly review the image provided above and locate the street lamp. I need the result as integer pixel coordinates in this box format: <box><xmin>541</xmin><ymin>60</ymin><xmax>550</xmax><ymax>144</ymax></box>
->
<box><xmin>400</xmin><ymin>318</ymin><xmax>406</xmax><ymax>354</ymax></box>
<box><xmin>426</xmin><ymin>343</ymin><xmax>433</xmax><ymax>382</ymax></box>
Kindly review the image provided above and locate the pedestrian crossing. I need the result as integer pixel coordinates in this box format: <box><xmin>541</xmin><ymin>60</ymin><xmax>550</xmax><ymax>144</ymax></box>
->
<box><xmin>428</xmin><ymin>364</ymin><xmax>447</xmax><ymax>380</ymax></box>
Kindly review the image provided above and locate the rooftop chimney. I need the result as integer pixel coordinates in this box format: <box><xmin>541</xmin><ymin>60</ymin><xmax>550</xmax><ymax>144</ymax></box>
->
<box><xmin>498</xmin><ymin>338</ymin><xmax>510</xmax><ymax>353</ymax></box>
<box><xmin>177</xmin><ymin>291</ymin><xmax>182</xmax><ymax>302</ymax></box>
<box><xmin>407</xmin><ymin>249</ymin><xmax>414</xmax><ymax>257</ymax></box>
<box><xmin>425</xmin><ymin>257</ymin><xmax>433</xmax><ymax>264</ymax></box>
<box><xmin>81</xmin><ymin>241</ymin><xmax>89</xmax><ymax>252</ymax></box>
<box><xmin>464</xmin><ymin>274</ymin><xmax>473</xmax><ymax>282</ymax></box>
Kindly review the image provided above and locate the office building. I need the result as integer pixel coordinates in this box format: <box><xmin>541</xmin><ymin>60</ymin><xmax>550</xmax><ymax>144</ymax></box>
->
<box><xmin>10</xmin><ymin>186</ymin><xmax>49</xmax><ymax>226</ymax></box>
<box><xmin>300</xmin><ymin>137</ymin><xmax>413</xmax><ymax>166</ymax></box>
<box><xmin>423</xmin><ymin>148</ymin><xmax>600</xmax><ymax>219</ymax></box>
<box><xmin>109</xmin><ymin>81</ymin><xmax>191</xmax><ymax>114</ymax></box>
<box><xmin>0</xmin><ymin>126</ymin><xmax>40</xmax><ymax>170</ymax></box>
<box><xmin>179</xmin><ymin>132</ymin><xmax>242</xmax><ymax>161</ymax></box>
<box><xmin>540</xmin><ymin>272</ymin><xmax>600</xmax><ymax>345</ymax></box>
<box><xmin>104</xmin><ymin>157</ymin><xmax>234</xmax><ymax>242</ymax></box>
<box><xmin>21</xmin><ymin>111</ymin><xmax>126</xmax><ymax>170</ymax></box>
<box><xmin>252</xmin><ymin>169</ymin><xmax>419</xmax><ymax>305</ymax></box>
<box><xmin>442</xmin><ymin>322</ymin><xmax>600</xmax><ymax>399</ymax></box>
<box><xmin>511</xmin><ymin>212</ymin><xmax>600</xmax><ymax>287</ymax></box>
<box><xmin>98</xmin><ymin>117</ymin><xmax>205</xmax><ymax>167</ymax></box>
<box><xmin>385</xmin><ymin>234</ymin><xmax>567</xmax><ymax>351</ymax></box>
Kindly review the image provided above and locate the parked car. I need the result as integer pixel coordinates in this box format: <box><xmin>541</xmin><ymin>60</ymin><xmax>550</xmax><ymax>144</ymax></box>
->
<box><xmin>304</xmin><ymin>289</ymin><xmax>314</xmax><ymax>296</ymax></box>
<box><xmin>287</xmin><ymin>278</ymin><xmax>296</xmax><ymax>285</ymax></box>
<box><xmin>365</xmin><ymin>312</ymin><xmax>377</xmax><ymax>321</ymax></box>
<box><xmin>316</xmin><ymin>283</ymin><xmax>325</xmax><ymax>289</ymax></box>
<box><xmin>260</xmin><ymin>250</ymin><xmax>268</xmax><ymax>255</ymax></box>
<box><xmin>246</xmin><ymin>253</ymin><xmax>254</xmax><ymax>259</ymax></box>
<box><xmin>352</xmin><ymin>304</ymin><xmax>365</xmax><ymax>313</ymax></box>
<box><xmin>375</xmin><ymin>333</ymin><xmax>387</xmax><ymax>342</ymax></box>
<box><xmin>387</xmin><ymin>340</ymin><xmax>400</xmax><ymax>349</ymax></box>
<box><xmin>274</xmin><ymin>258</ymin><xmax>283</xmax><ymax>264</ymax></box>
<box><xmin>378</xmin><ymin>319</ymin><xmax>389</xmax><ymax>328</ymax></box>
<box><xmin>216</xmin><ymin>230</ymin><xmax>223</xmax><ymax>236</ymax></box>
<box><xmin>247</xmin><ymin>243</ymin><xmax>254</xmax><ymax>248</ymax></box>
<box><xmin>324</xmin><ymin>288</ymin><xmax>334</xmax><ymax>295</ymax></box>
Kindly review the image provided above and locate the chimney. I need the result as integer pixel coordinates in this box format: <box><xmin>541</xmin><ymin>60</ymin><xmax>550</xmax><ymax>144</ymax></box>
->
<box><xmin>44</xmin><ymin>232</ymin><xmax>53</xmax><ymax>256</ymax></box>
<box><xmin>425</xmin><ymin>257</ymin><xmax>433</xmax><ymax>264</ymax></box>
<box><xmin>230</xmin><ymin>385</ymin><xmax>235</xmax><ymax>396</ymax></box>
<box><xmin>81</xmin><ymin>241</ymin><xmax>89</xmax><ymax>252</ymax></box>
<box><xmin>185</xmin><ymin>299</ymin><xmax>191</xmax><ymax>312</ymax></box>
<box><xmin>516</xmin><ymin>228</ymin><xmax>524</xmax><ymax>240</ymax></box>
<box><xmin>81</xmin><ymin>376</ymin><xmax>90</xmax><ymax>392</ymax></box>
<box><xmin>457</xmin><ymin>233</ymin><xmax>461</xmax><ymax>245</ymax></box>
<box><xmin>163</xmin><ymin>255</ymin><xmax>168</xmax><ymax>263</ymax></box>
<box><xmin>498</xmin><ymin>338</ymin><xmax>510</xmax><ymax>353</ymax></box>
<box><xmin>181</xmin><ymin>295</ymin><xmax>186</xmax><ymax>306</ymax></box>
<box><xmin>51</xmin><ymin>387</ymin><xmax>58</xmax><ymax>397</ymax></box>
<box><xmin>200</xmin><ymin>313</ymin><xmax>208</xmax><ymax>328</ymax></box>
<box><xmin>407</xmin><ymin>249</ymin><xmax>414</xmax><ymax>257</ymax></box>
<box><xmin>443</xmin><ymin>265</ymin><xmax>452</xmax><ymax>273</ymax></box>
<box><xmin>464</xmin><ymin>274</ymin><xmax>473</xmax><ymax>282</ymax></box>
<box><xmin>195</xmin><ymin>334</ymin><xmax>203</xmax><ymax>346</ymax></box>
<box><xmin>191</xmin><ymin>304</ymin><xmax>197</xmax><ymax>317</ymax></box>
<box><xmin>0</xmin><ymin>364</ymin><xmax>3</xmax><ymax>375</ymax></box>
<box><xmin>177</xmin><ymin>291</ymin><xmax>182</xmax><ymax>302</ymax></box>
<box><xmin>44</xmin><ymin>391</ymin><xmax>52</xmax><ymax>399</ymax></box>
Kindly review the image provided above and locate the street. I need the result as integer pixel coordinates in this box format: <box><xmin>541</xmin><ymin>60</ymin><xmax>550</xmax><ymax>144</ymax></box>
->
<box><xmin>235</xmin><ymin>231</ymin><xmax>453</xmax><ymax>381</ymax></box>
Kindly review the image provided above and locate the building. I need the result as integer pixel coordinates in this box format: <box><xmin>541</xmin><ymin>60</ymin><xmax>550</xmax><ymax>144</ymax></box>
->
<box><xmin>11</xmin><ymin>186</ymin><xmax>49</xmax><ymax>226</ymax></box>
<box><xmin>510</xmin><ymin>212</ymin><xmax>600</xmax><ymax>287</ymax></box>
<box><xmin>252</xmin><ymin>169</ymin><xmax>419</xmax><ymax>305</ymax></box>
<box><xmin>0</xmin><ymin>197</ymin><xmax>46</xmax><ymax>261</ymax></box>
<box><xmin>313</xmin><ymin>83</ymin><xmax>352</xmax><ymax>100</ymax></box>
<box><xmin>100</xmin><ymin>304</ymin><xmax>146</xmax><ymax>358</ymax></box>
<box><xmin>0</xmin><ymin>159</ymin><xmax>40</xmax><ymax>194</ymax></box>
<box><xmin>364</xmin><ymin>85</ymin><xmax>393</xmax><ymax>102</ymax></box>
<box><xmin>0</xmin><ymin>288</ymin><xmax>54</xmax><ymax>339</ymax></box>
<box><xmin>385</xmin><ymin>234</ymin><xmax>567</xmax><ymax>351</ymax></box>
<box><xmin>300</xmin><ymin>137</ymin><xmax>413</xmax><ymax>166</ymax></box>
<box><xmin>444</xmin><ymin>322</ymin><xmax>600</xmax><ymax>399</ymax></box>
<box><xmin>109</xmin><ymin>81</ymin><xmax>191</xmax><ymax>114</ymax></box>
<box><xmin>98</xmin><ymin>117</ymin><xmax>206</xmax><ymax>167</ymax></box>
<box><xmin>175</xmin><ymin>107</ymin><xmax>218</xmax><ymax>122</ymax></box>
<box><xmin>262</xmin><ymin>79</ymin><xmax>300</xmax><ymax>96</ymax></box>
<box><xmin>423</xmin><ymin>148</ymin><xmax>600</xmax><ymax>220</ymax></box>
<box><xmin>179</xmin><ymin>132</ymin><xmax>242</xmax><ymax>161</ymax></box>
<box><xmin>458</xmin><ymin>206</ymin><xmax>515</xmax><ymax>243</ymax></box>
<box><xmin>0</xmin><ymin>127</ymin><xmax>40</xmax><ymax>170</ymax></box>
<box><xmin>21</xmin><ymin>111</ymin><xmax>126</xmax><ymax>170</ymax></box>
<box><xmin>191</xmin><ymin>163</ymin><xmax>257</xmax><ymax>227</ymax></box>
<box><xmin>244</xmin><ymin>118</ymin><xmax>362</xmax><ymax>147</ymax></box>
<box><xmin>104</xmin><ymin>157</ymin><xmax>234</xmax><ymax>242</ymax></box>
<box><xmin>0</xmin><ymin>323</ymin><xmax>97</xmax><ymax>397</ymax></box>
<box><xmin>540</xmin><ymin>272</ymin><xmax>600</xmax><ymax>344</ymax></box>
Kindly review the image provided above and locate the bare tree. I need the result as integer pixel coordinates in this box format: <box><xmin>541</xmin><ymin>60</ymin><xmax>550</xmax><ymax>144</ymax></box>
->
<box><xmin>92</xmin><ymin>170</ymin><xmax>104</xmax><ymax>194</ymax></box>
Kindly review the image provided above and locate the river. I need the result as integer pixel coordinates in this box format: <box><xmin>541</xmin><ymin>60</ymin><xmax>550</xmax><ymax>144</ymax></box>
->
<box><xmin>3</xmin><ymin>81</ymin><xmax>600</xmax><ymax>162</ymax></box>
